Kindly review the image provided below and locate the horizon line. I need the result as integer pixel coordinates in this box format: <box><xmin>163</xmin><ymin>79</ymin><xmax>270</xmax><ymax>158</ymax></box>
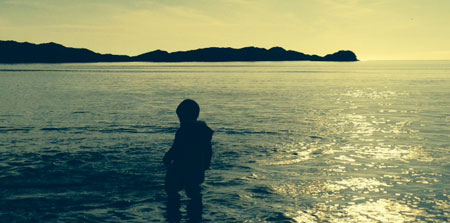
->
<box><xmin>0</xmin><ymin>39</ymin><xmax>356</xmax><ymax>57</ymax></box>
<box><xmin>3</xmin><ymin>39</ymin><xmax>449</xmax><ymax>61</ymax></box>
<box><xmin>0</xmin><ymin>39</ymin><xmax>349</xmax><ymax>57</ymax></box>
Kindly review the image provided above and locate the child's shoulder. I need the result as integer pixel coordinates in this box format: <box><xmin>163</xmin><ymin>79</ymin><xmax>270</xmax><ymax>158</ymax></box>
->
<box><xmin>183</xmin><ymin>121</ymin><xmax>213</xmax><ymax>136</ymax></box>
<box><xmin>196</xmin><ymin>120</ymin><xmax>212</xmax><ymax>131</ymax></box>
<box><xmin>196</xmin><ymin>120</ymin><xmax>208</xmax><ymax>127</ymax></box>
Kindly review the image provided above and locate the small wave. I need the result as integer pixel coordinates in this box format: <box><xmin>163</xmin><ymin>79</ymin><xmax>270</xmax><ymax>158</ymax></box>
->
<box><xmin>129</xmin><ymin>125</ymin><xmax>178</xmax><ymax>134</ymax></box>
<box><xmin>216</xmin><ymin>128</ymin><xmax>278</xmax><ymax>135</ymax></box>
<box><xmin>309</xmin><ymin>135</ymin><xmax>323</xmax><ymax>139</ymax></box>
<box><xmin>41</xmin><ymin>127</ymin><xmax>71</xmax><ymax>131</ymax></box>
<box><xmin>98</xmin><ymin>126</ymin><xmax>176</xmax><ymax>134</ymax></box>
<box><xmin>72</xmin><ymin>111</ymin><xmax>90</xmax><ymax>114</ymax></box>
<box><xmin>99</xmin><ymin>128</ymin><xmax>139</xmax><ymax>134</ymax></box>
<box><xmin>0</xmin><ymin>114</ymin><xmax>24</xmax><ymax>117</ymax></box>
<box><xmin>207</xmin><ymin>178</ymin><xmax>245</xmax><ymax>187</ymax></box>
<box><xmin>247</xmin><ymin>186</ymin><xmax>274</xmax><ymax>195</ymax></box>
<box><xmin>36</xmin><ymin>125</ymin><xmax>177</xmax><ymax>134</ymax></box>
<box><xmin>265</xmin><ymin>212</ymin><xmax>296</xmax><ymax>222</ymax></box>
<box><xmin>0</xmin><ymin>126</ymin><xmax>33</xmax><ymax>133</ymax></box>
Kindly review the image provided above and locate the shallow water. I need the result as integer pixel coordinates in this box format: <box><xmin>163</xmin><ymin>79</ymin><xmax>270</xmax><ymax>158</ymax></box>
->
<box><xmin>0</xmin><ymin>61</ymin><xmax>449</xmax><ymax>222</ymax></box>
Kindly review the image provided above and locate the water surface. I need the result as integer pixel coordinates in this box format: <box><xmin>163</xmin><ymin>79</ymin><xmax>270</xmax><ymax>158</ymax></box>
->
<box><xmin>0</xmin><ymin>61</ymin><xmax>449</xmax><ymax>222</ymax></box>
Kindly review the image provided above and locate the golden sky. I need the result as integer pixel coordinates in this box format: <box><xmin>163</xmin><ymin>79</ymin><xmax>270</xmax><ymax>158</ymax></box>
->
<box><xmin>1</xmin><ymin>0</ymin><xmax>449</xmax><ymax>60</ymax></box>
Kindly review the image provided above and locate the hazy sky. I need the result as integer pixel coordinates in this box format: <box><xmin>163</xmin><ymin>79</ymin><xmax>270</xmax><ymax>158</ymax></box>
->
<box><xmin>1</xmin><ymin>0</ymin><xmax>449</xmax><ymax>60</ymax></box>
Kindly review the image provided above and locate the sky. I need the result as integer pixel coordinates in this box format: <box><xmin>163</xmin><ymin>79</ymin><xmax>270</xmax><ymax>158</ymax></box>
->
<box><xmin>0</xmin><ymin>0</ymin><xmax>449</xmax><ymax>60</ymax></box>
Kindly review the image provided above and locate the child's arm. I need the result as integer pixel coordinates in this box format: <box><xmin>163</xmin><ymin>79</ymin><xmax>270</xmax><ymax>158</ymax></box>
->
<box><xmin>163</xmin><ymin>147</ymin><xmax>174</xmax><ymax>167</ymax></box>
<box><xmin>204</xmin><ymin>142</ymin><xmax>212</xmax><ymax>170</ymax></box>
<box><xmin>163</xmin><ymin>131</ymin><xmax>180</xmax><ymax>167</ymax></box>
<box><xmin>203</xmin><ymin>127</ymin><xmax>213</xmax><ymax>170</ymax></box>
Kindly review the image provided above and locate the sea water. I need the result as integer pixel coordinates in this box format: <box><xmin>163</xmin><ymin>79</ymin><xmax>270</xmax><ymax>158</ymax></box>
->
<box><xmin>0</xmin><ymin>61</ymin><xmax>449</xmax><ymax>222</ymax></box>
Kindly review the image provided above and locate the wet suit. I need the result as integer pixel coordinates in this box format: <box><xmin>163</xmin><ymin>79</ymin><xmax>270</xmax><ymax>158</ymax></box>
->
<box><xmin>163</xmin><ymin>120</ymin><xmax>213</xmax><ymax>222</ymax></box>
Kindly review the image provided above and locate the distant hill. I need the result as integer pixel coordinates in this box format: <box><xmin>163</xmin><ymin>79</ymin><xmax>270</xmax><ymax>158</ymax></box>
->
<box><xmin>0</xmin><ymin>40</ymin><xmax>358</xmax><ymax>63</ymax></box>
<box><xmin>0</xmin><ymin>41</ymin><xmax>130</xmax><ymax>63</ymax></box>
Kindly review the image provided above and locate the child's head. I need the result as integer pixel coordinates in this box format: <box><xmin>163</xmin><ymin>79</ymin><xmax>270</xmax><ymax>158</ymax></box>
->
<box><xmin>176</xmin><ymin>99</ymin><xmax>200</xmax><ymax>122</ymax></box>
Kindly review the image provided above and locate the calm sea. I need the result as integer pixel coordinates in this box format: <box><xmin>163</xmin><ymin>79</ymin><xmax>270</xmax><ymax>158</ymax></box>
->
<box><xmin>0</xmin><ymin>61</ymin><xmax>449</xmax><ymax>222</ymax></box>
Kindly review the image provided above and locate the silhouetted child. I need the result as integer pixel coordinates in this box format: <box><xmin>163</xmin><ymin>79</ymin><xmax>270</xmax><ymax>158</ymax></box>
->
<box><xmin>163</xmin><ymin>99</ymin><xmax>213</xmax><ymax>222</ymax></box>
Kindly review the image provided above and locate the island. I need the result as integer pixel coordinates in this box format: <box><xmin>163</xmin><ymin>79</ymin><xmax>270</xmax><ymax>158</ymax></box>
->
<box><xmin>0</xmin><ymin>40</ymin><xmax>358</xmax><ymax>63</ymax></box>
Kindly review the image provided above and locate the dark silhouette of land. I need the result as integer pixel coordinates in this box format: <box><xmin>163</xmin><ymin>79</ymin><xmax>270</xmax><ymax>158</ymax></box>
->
<box><xmin>0</xmin><ymin>41</ymin><xmax>130</xmax><ymax>63</ymax></box>
<box><xmin>0</xmin><ymin>40</ymin><xmax>358</xmax><ymax>63</ymax></box>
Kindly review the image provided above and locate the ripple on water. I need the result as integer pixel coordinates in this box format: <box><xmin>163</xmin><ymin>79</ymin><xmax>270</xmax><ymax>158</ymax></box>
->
<box><xmin>331</xmin><ymin>177</ymin><xmax>391</xmax><ymax>192</ymax></box>
<box><xmin>342</xmin><ymin>89</ymin><xmax>405</xmax><ymax>99</ymax></box>
<box><xmin>0</xmin><ymin>126</ymin><xmax>34</xmax><ymax>133</ymax></box>
<box><xmin>1</xmin><ymin>61</ymin><xmax>449</xmax><ymax>222</ymax></box>
<box><xmin>353</xmin><ymin>144</ymin><xmax>434</xmax><ymax>162</ymax></box>
<box><xmin>259</xmin><ymin>141</ymin><xmax>332</xmax><ymax>166</ymax></box>
<box><xmin>290</xmin><ymin>199</ymin><xmax>430</xmax><ymax>223</ymax></box>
